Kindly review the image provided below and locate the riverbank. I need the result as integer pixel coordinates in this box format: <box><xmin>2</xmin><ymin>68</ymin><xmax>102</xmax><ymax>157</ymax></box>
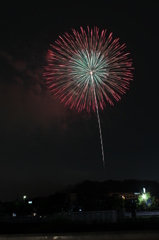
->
<box><xmin>0</xmin><ymin>218</ymin><xmax>159</xmax><ymax>234</ymax></box>
<box><xmin>1</xmin><ymin>231</ymin><xmax>159</xmax><ymax>240</ymax></box>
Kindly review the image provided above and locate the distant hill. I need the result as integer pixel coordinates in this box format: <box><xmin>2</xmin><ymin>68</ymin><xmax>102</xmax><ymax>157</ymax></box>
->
<box><xmin>69</xmin><ymin>179</ymin><xmax>159</xmax><ymax>197</ymax></box>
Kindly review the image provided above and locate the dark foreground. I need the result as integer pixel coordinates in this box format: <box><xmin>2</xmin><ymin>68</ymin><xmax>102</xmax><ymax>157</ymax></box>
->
<box><xmin>0</xmin><ymin>218</ymin><xmax>159</xmax><ymax>235</ymax></box>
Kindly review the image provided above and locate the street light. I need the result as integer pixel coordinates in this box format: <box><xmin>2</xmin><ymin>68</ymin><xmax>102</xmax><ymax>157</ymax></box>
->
<box><xmin>142</xmin><ymin>193</ymin><xmax>146</xmax><ymax>200</ymax></box>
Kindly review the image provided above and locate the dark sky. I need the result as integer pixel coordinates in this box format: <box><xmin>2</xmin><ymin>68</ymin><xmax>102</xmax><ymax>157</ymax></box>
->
<box><xmin>0</xmin><ymin>1</ymin><xmax>158</xmax><ymax>202</ymax></box>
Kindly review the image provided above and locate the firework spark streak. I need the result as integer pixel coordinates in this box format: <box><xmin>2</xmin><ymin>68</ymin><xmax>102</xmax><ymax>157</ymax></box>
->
<box><xmin>44</xmin><ymin>26</ymin><xmax>133</xmax><ymax>170</ymax></box>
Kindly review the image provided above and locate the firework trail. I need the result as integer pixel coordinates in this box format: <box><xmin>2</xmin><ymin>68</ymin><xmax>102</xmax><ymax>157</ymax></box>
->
<box><xmin>44</xmin><ymin>26</ymin><xmax>133</xmax><ymax>170</ymax></box>
<box><xmin>90</xmin><ymin>72</ymin><xmax>105</xmax><ymax>170</ymax></box>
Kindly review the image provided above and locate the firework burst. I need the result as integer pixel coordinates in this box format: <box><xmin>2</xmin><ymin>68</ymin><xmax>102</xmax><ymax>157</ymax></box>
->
<box><xmin>44</xmin><ymin>26</ymin><xmax>133</xmax><ymax>112</ymax></box>
<box><xmin>44</xmin><ymin>26</ymin><xmax>133</xmax><ymax>170</ymax></box>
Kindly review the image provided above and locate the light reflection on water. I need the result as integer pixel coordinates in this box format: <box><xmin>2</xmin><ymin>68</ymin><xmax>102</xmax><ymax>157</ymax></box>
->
<box><xmin>1</xmin><ymin>231</ymin><xmax>159</xmax><ymax>240</ymax></box>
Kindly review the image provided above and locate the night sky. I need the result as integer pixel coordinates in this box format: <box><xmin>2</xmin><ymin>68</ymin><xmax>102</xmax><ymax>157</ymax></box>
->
<box><xmin>0</xmin><ymin>1</ymin><xmax>158</xmax><ymax>202</ymax></box>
